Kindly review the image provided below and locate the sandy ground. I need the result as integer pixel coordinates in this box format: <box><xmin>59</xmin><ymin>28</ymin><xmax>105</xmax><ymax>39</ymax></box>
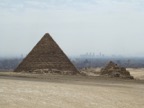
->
<box><xmin>81</xmin><ymin>68</ymin><xmax>144</xmax><ymax>80</ymax></box>
<box><xmin>0</xmin><ymin>74</ymin><xmax>144</xmax><ymax>108</ymax></box>
<box><xmin>127</xmin><ymin>68</ymin><xmax>144</xmax><ymax>80</ymax></box>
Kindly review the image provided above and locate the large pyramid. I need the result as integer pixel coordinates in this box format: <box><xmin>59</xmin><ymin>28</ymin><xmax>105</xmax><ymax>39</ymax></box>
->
<box><xmin>14</xmin><ymin>33</ymin><xmax>79</xmax><ymax>74</ymax></box>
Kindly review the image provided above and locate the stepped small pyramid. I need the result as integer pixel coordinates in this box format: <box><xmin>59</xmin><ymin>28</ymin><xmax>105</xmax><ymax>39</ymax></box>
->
<box><xmin>100</xmin><ymin>61</ymin><xmax>134</xmax><ymax>79</ymax></box>
<box><xmin>14</xmin><ymin>33</ymin><xmax>79</xmax><ymax>74</ymax></box>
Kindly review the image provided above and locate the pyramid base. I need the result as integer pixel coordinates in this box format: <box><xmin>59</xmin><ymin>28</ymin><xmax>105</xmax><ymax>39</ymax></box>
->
<box><xmin>15</xmin><ymin>68</ymin><xmax>79</xmax><ymax>75</ymax></box>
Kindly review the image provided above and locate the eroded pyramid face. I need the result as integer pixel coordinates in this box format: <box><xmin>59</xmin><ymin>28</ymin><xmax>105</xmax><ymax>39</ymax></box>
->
<box><xmin>14</xmin><ymin>33</ymin><xmax>78</xmax><ymax>74</ymax></box>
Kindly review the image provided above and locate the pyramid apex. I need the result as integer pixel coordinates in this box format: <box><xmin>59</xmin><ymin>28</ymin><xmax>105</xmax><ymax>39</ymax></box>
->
<box><xmin>44</xmin><ymin>33</ymin><xmax>51</xmax><ymax>36</ymax></box>
<box><xmin>45</xmin><ymin>32</ymin><xmax>50</xmax><ymax>35</ymax></box>
<box><xmin>42</xmin><ymin>33</ymin><xmax>52</xmax><ymax>39</ymax></box>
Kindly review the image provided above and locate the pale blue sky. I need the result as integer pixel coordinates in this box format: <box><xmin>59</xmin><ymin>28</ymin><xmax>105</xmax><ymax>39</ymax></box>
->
<box><xmin>0</xmin><ymin>0</ymin><xmax>144</xmax><ymax>57</ymax></box>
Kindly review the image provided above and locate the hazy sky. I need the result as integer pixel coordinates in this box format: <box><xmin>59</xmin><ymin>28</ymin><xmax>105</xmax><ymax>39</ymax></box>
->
<box><xmin>0</xmin><ymin>0</ymin><xmax>144</xmax><ymax>57</ymax></box>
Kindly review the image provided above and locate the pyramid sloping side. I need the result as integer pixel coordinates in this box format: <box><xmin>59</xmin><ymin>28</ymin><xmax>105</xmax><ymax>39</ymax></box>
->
<box><xmin>14</xmin><ymin>33</ymin><xmax>78</xmax><ymax>74</ymax></box>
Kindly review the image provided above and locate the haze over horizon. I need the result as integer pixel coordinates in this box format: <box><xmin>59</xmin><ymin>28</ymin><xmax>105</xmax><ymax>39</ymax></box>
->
<box><xmin>0</xmin><ymin>0</ymin><xmax>144</xmax><ymax>57</ymax></box>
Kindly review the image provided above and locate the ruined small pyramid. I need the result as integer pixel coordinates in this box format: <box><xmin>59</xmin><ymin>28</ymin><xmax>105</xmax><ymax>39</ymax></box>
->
<box><xmin>100</xmin><ymin>61</ymin><xmax>134</xmax><ymax>79</ymax></box>
<box><xmin>14</xmin><ymin>33</ymin><xmax>79</xmax><ymax>74</ymax></box>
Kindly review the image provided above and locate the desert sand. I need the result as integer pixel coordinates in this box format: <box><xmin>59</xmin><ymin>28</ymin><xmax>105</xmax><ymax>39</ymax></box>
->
<box><xmin>127</xmin><ymin>68</ymin><xmax>144</xmax><ymax>80</ymax></box>
<box><xmin>0</xmin><ymin>68</ymin><xmax>144</xmax><ymax>108</ymax></box>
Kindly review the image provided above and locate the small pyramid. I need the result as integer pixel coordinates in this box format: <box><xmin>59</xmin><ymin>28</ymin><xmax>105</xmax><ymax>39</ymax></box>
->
<box><xmin>100</xmin><ymin>61</ymin><xmax>133</xmax><ymax>79</ymax></box>
<box><xmin>14</xmin><ymin>33</ymin><xmax>79</xmax><ymax>74</ymax></box>
<box><xmin>104</xmin><ymin>61</ymin><xmax>118</xmax><ymax>70</ymax></box>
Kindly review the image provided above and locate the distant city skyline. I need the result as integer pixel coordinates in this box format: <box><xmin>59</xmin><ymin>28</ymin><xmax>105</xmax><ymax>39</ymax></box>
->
<box><xmin>0</xmin><ymin>0</ymin><xmax>144</xmax><ymax>57</ymax></box>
